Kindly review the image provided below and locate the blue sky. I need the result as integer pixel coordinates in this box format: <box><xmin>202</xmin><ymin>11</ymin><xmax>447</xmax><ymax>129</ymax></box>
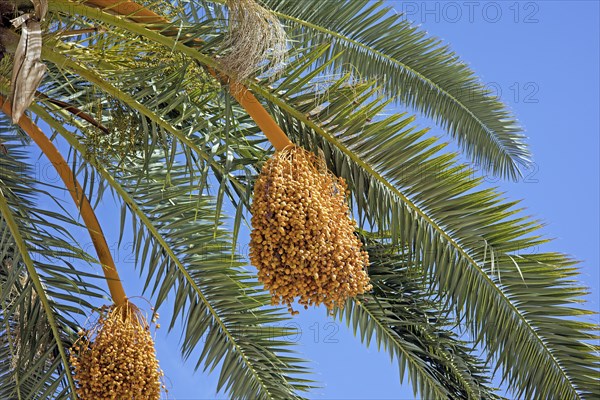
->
<box><xmin>146</xmin><ymin>2</ymin><xmax>599</xmax><ymax>398</ymax></box>
<box><xmin>22</xmin><ymin>1</ymin><xmax>599</xmax><ymax>399</ymax></box>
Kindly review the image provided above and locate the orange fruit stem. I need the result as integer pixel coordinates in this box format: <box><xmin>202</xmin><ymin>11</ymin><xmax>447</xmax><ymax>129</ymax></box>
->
<box><xmin>1</xmin><ymin>95</ymin><xmax>128</xmax><ymax>307</ymax></box>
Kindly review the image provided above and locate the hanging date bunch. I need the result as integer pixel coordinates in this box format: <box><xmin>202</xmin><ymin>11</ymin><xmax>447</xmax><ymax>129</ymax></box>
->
<box><xmin>69</xmin><ymin>303</ymin><xmax>164</xmax><ymax>400</ymax></box>
<box><xmin>220</xmin><ymin>0</ymin><xmax>287</xmax><ymax>80</ymax></box>
<box><xmin>250</xmin><ymin>145</ymin><xmax>372</xmax><ymax>314</ymax></box>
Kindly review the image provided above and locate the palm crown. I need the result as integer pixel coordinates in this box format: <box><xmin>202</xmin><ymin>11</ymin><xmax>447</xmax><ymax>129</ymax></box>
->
<box><xmin>0</xmin><ymin>0</ymin><xmax>598</xmax><ymax>399</ymax></box>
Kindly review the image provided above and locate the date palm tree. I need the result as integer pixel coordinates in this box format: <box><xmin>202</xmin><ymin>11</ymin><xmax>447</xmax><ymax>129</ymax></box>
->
<box><xmin>0</xmin><ymin>0</ymin><xmax>597</xmax><ymax>399</ymax></box>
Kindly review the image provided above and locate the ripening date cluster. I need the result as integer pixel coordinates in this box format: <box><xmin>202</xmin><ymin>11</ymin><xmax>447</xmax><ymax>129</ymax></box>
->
<box><xmin>250</xmin><ymin>146</ymin><xmax>372</xmax><ymax>314</ymax></box>
<box><xmin>69</xmin><ymin>304</ymin><xmax>163</xmax><ymax>400</ymax></box>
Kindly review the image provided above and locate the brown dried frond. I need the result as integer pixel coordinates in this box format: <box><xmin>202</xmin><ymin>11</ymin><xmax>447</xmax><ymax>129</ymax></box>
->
<box><xmin>69</xmin><ymin>303</ymin><xmax>164</xmax><ymax>400</ymax></box>
<box><xmin>220</xmin><ymin>0</ymin><xmax>287</xmax><ymax>81</ymax></box>
<box><xmin>249</xmin><ymin>145</ymin><xmax>372</xmax><ymax>314</ymax></box>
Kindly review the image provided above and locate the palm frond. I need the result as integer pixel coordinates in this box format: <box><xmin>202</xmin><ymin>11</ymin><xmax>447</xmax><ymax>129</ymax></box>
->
<box><xmin>0</xmin><ymin>131</ymin><xmax>104</xmax><ymax>399</ymax></box>
<box><xmin>340</xmin><ymin>240</ymin><xmax>503</xmax><ymax>400</ymax></box>
<box><xmin>256</xmin><ymin>58</ymin><xmax>599</xmax><ymax>399</ymax></box>
<box><xmin>114</xmin><ymin>153</ymin><xmax>314</xmax><ymax>399</ymax></box>
<box><xmin>28</xmin><ymin>106</ymin><xmax>315</xmax><ymax>400</ymax></box>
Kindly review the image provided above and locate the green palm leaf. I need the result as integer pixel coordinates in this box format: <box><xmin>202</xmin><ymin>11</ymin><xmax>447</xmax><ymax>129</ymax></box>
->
<box><xmin>341</xmin><ymin>240</ymin><xmax>503</xmax><ymax>400</ymax></box>
<box><xmin>0</xmin><ymin>131</ymin><xmax>105</xmax><ymax>399</ymax></box>
<box><xmin>113</xmin><ymin>153</ymin><xmax>314</xmax><ymax>399</ymax></box>
<box><xmin>251</xmin><ymin>54</ymin><xmax>598</xmax><ymax>399</ymax></box>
